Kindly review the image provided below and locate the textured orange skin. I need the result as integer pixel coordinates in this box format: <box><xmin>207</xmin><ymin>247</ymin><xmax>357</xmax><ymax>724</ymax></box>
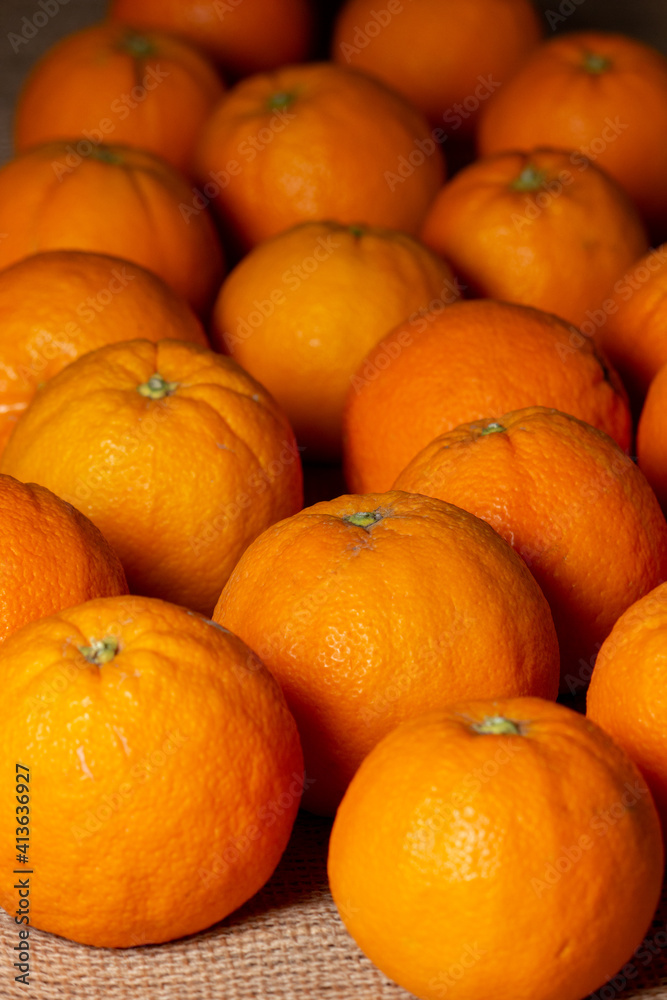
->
<box><xmin>394</xmin><ymin>407</ymin><xmax>667</xmax><ymax>687</ymax></box>
<box><xmin>332</xmin><ymin>0</ymin><xmax>542</xmax><ymax>130</ymax></box>
<box><xmin>0</xmin><ymin>142</ymin><xmax>224</xmax><ymax>317</ymax></box>
<box><xmin>420</xmin><ymin>148</ymin><xmax>649</xmax><ymax>330</ymax></box>
<box><xmin>328</xmin><ymin>697</ymin><xmax>664</xmax><ymax>1000</ymax></box>
<box><xmin>211</xmin><ymin>221</ymin><xmax>459</xmax><ymax>460</ymax></box>
<box><xmin>595</xmin><ymin>243</ymin><xmax>667</xmax><ymax>405</ymax></box>
<box><xmin>588</xmin><ymin>583</ymin><xmax>667</xmax><ymax>837</ymax></box>
<box><xmin>0</xmin><ymin>339</ymin><xmax>303</xmax><ymax>617</ymax></box>
<box><xmin>477</xmin><ymin>31</ymin><xmax>667</xmax><ymax>234</ymax></box>
<box><xmin>0</xmin><ymin>594</ymin><xmax>303</xmax><ymax>947</ymax></box>
<box><xmin>214</xmin><ymin>491</ymin><xmax>560</xmax><ymax>816</ymax></box>
<box><xmin>637</xmin><ymin>362</ymin><xmax>667</xmax><ymax>513</ymax></box>
<box><xmin>0</xmin><ymin>474</ymin><xmax>127</xmax><ymax>642</ymax></box>
<box><xmin>193</xmin><ymin>62</ymin><xmax>446</xmax><ymax>252</ymax></box>
<box><xmin>0</xmin><ymin>249</ymin><xmax>207</xmax><ymax>457</ymax></box>
<box><xmin>108</xmin><ymin>0</ymin><xmax>314</xmax><ymax>78</ymax></box>
<box><xmin>343</xmin><ymin>299</ymin><xmax>632</xmax><ymax>493</ymax></box>
<box><xmin>14</xmin><ymin>23</ymin><xmax>224</xmax><ymax>175</ymax></box>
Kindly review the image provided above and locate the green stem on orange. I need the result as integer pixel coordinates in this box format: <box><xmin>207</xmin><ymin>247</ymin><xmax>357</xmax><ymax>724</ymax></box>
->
<box><xmin>266</xmin><ymin>91</ymin><xmax>297</xmax><ymax>113</ymax></box>
<box><xmin>349</xmin><ymin>224</ymin><xmax>366</xmax><ymax>239</ymax></box>
<box><xmin>79</xmin><ymin>637</ymin><xmax>119</xmax><ymax>665</ymax></box>
<box><xmin>471</xmin><ymin>716</ymin><xmax>522</xmax><ymax>736</ymax></box>
<box><xmin>480</xmin><ymin>421</ymin><xmax>505</xmax><ymax>436</ymax></box>
<box><xmin>137</xmin><ymin>374</ymin><xmax>179</xmax><ymax>400</ymax></box>
<box><xmin>344</xmin><ymin>511</ymin><xmax>382</xmax><ymax>529</ymax></box>
<box><xmin>90</xmin><ymin>146</ymin><xmax>122</xmax><ymax>165</ymax></box>
<box><xmin>121</xmin><ymin>32</ymin><xmax>156</xmax><ymax>58</ymax></box>
<box><xmin>582</xmin><ymin>51</ymin><xmax>611</xmax><ymax>75</ymax></box>
<box><xmin>510</xmin><ymin>165</ymin><xmax>547</xmax><ymax>192</ymax></box>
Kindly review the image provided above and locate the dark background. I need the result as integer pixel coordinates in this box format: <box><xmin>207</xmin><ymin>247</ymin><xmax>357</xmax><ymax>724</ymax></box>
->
<box><xmin>1</xmin><ymin>0</ymin><xmax>667</xmax><ymax>165</ymax></box>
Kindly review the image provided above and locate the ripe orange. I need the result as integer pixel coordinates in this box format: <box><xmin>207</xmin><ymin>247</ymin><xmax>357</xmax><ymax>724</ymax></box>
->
<box><xmin>637</xmin><ymin>362</ymin><xmax>667</xmax><ymax>513</ymax></box>
<box><xmin>214</xmin><ymin>490</ymin><xmax>560</xmax><ymax>816</ymax></box>
<box><xmin>593</xmin><ymin>243</ymin><xmax>667</xmax><ymax>406</ymax></box>
<box><xmin>332</xmin><ymin>0</ymin><xmax>543</xmax><ymax>131</ymax></box>
<box><xmin>420</xmin><ymin>148</ymin><xmax>649</xmax><ymax>330</ymax></box>
<box><xmin>14</xmin><ymin>23</ymin><xmax>224</xmax><ymax>175</ymax></box>
<box><xmin>192</xmin><ymin>62</ymin><xmax>446</xmax><ymax>252</ymax></box>
<box><xmin>211</xmin><ymin>221</ymin><xmax>460</xmax><ymax>460</ymax></box>
<box><xmin>0</xmin><ymin>141</ymin><xmax>224</xmax><ymax>317</ymax></box>
<box><xmin>328</xmin><ymin>697</ymin><xmax>664</xmax><ymax>1000</ymax></box>
<box><xmin>0</xmin><ymin>339</ymin><xmax>303</xmax><ymax>617</ymax></box>
<box><xmin>587</xmin><ymin>582</ymin><xmax>667</xmax><ymax>837</ymax></box>
<box><xmin>0</xmin><ymin>594</ymin><xmax>303</xmax><ymax>946</ymax></box>
<box><xmin>343</xmin><ymin>299</ymin><xmax>632</xmax><ymax>493</ymax></box>
<box><xmin>477</xmin><ymin>31</ymin><xmax>667</xmax><ymax>236</ymax></box>
<box><xmin>0</xmin><ymin>473</ymin><xmax>127</xmax><ymax>643</ymax></box>
<box><xmin>0</xmin><ymin>249</ymin><xmax>207</xmax><ymax>457</ymax></box>
<box><xmin>108</xmin><ymin>0</ymin><xmax>314</xmax><ymax>79</ymax></box>
<box><xmin>394</xmin><ymin>407</ymin><xmax>667</xmax><ymax>689</ymax></box>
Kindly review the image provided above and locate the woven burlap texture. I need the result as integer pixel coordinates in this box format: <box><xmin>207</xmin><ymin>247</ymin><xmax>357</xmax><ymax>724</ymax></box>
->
<box><xmin>1</xmin><ymin>811</ymin><xmax>667</xmax><ymax>1000</ymax></box>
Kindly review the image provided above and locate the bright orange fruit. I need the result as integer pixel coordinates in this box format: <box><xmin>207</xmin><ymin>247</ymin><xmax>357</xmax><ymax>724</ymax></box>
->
<box><xmin>0</xmin><ymin>249</ymin><xmax>207</xmax><ymax>456</ymax></box>
<box><xmin>211</xmin><ymin>221</ymin><xmax>460</xmax><ymax>460</ymax></box>
<box><xmin>0</xmin><ymin>339</ymin><xmax>303</xmax><ymax>616</ymax></box>
<box><xmin>214</xmin><ymin>490</ymin><xmax>560</xmax><ymax>815</ymax></box>
<box><xmin>0</xmin><ymin>594</ymin><xmax>303</xmax><ymax>947</ymax></box>
<box><xmin>394</xmin><ymin>406</ymin><xmax>667</xmax><ymax>690</ymax></box>
<box><xmin>329</xmin><ymin>697</ymin><xmax>664</xmax><ymax>1000</ymax></box>
<box><xmin>343</xmin><ymin>299</ymin><xmax>631</xmax><ymax>493</ymax></box>
<box><xmin>0</xmin><ymin>473</ymin><xmax>127</xmax><ymax>642</ymax></box>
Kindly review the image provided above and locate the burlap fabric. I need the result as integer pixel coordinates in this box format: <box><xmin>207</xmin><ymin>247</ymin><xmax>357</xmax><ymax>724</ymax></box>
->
<box><xmin>0</xmin><ymin>809</ymin><xmax>666</xmax><ymax>1000</ymax></box>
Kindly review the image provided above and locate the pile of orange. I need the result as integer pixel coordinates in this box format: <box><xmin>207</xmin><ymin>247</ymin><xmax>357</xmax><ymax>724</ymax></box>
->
<box><xmin>0</xmin><ymin>3</ymin><xmax>666</xmax><ymax>1000</ymax></box>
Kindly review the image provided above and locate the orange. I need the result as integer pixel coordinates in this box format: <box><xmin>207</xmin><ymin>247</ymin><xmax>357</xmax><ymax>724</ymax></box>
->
<box><xmin>328</xmin><ymin>696</ymin><xmax>664</xmax><ymax>1000</ymax></box>
<box><xmin>108</xmin><ymin>0</ymin><xmax>314</xmax><ymax>79</ymax></box>
<box><xmin>0</xmin><ymin>339</ymin><xmax>303</xmax><ymax>617</ymax></box>
<box><xmin>420</xmin><ymin>148</ymin><xmax>649</xmax><ymax>330</ymax></box>
<box><xmin>332</xmin><ymin>0</ymin><xmax>542</xmax><ymax>131</ymax></box>
<box><xmin>0</xmin><ymin>141</ymin><xmax>224</xmax><ymax>317</ymax></box>
<box><xmin>0</xmin><ymin>473</ymin><xmax>127</xmax><ymax>643</ymax></box>
<box><xmin>593</xmin><ymin>243</ymin><xmax>667</xmax><ymax>406</ymax></box>
<box><xmin>192</xmin><ymin>62</ymin><xmax>446</xmax><ymax>253</ymax></box>
<box><xmin>13</xmin><ymin>23</ymin><xmax>224</xmax><ymax>175</ymax></box>
<box><xmin>588</xmin><ymin>582</ymin><xmax>667</xmax><ymax>837</ymax></box>
<box><xmin>0</xmin><ymin>594</ymin><xmax>303</xmax><ymax>946</ymax></box>
<box><xmin>211</xmin><ymin>220</ymin><xmax>461</xmax><ymax>460</ymax></box>
<box><xmin>0</xmin><ymin>249</ymin><xmax>207</xmax><ymax>457</ymax></box>
<box><xmin>214</xmin><ymin>490</ymin><xmax>560</xmax><ymax>816</ymax></box>
<box><xmin>477</xmin><ymin>31</ymin><xmax>667</xmax><ymax>237</ymax></box>
<box><xmin>637</xmin><ymin>362</ymin><xmax>667</xmax><ymax>513</ymax></box>
<box><xmin>393</xmin><ymin>407</ymin><xmax>667</xmax><ymax>690</ymax></box>
<box><xmin>343</xmin><ymin>299</ymin><xmax>631</xmax><ymax>493</ymax></box>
